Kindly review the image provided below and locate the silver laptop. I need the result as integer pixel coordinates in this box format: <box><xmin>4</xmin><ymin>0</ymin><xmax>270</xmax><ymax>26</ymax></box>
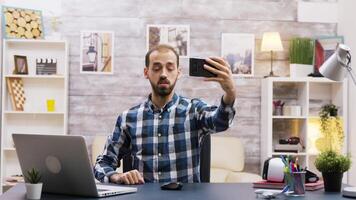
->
<box><xmin>12</xmin><ymin>134</ymin><xmax>137</xmax><ymax>197</ymax></box>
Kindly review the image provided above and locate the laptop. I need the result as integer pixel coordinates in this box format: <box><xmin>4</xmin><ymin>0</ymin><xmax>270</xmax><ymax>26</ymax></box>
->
<box><xmin>12</xmin><ymin>134</ymin><xmax>137</xmax><ymax>197</ymax></box>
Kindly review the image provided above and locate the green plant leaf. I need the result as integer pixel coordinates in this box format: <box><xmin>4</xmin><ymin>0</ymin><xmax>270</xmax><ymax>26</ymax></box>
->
<box><xmin>24</xmin><ymin>168</ymin><xmax>41</xmax><ymax>184</ymax></box>
<box><xmin>289</xmin><ymin>37</ymin><xmax>314</xmax><ymax>64</ymax></box>
<box><xmin>315</xmin><ymin>151</ymin><xmax>351</xmax><ymax>173</ymax></box>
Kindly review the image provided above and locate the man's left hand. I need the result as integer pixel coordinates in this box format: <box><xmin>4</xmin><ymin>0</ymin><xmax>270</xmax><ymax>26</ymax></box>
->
<box><xmin>204</xmin><ymin>57</ymin><xmax>236</xmax><ymax>105</ymax></box>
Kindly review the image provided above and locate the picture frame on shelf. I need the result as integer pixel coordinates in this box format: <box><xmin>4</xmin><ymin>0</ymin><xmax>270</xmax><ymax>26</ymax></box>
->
<box><xmin>221</xmin><ymin>33</ymin><xmax>255</xmax><ymax>77</ymax></box>
<box><xmin>80</xmin><ymin>30</ymin><xmax>114</xmax><ymax>74</ymax></box>
<box><xmin>147</xmin><ymin>24</ymin><xmax>190</xmax><ymax>58</ymax></box>
<box><xmin>311</xmin><ymin>36</ymin><xmax>344</xmax><ymax>77</ymax></box>
<box><xmin>2</xmin><ymin>6</ymin><xmax>44</xmax><ymax>39</ymax></box>
<box><xmin>14</xmin><ymin>55</ymin><xmax>28</xmax><ymax>75</ymax></box>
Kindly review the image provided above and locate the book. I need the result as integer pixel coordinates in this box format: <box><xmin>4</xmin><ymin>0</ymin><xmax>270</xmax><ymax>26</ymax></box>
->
<box><xmin>253</xmin><ymin>180</ymin><xmax>284</xmax><ymax>189</ymax></box>
<box><xmin>5</xmin><ymin>175</ymin><xmax>24</xmax><ymax>183</ymax></box>
<box><xmin>253</xmin><ymin>180</ymin><xmax>324</xmax><ymax>191</ymax></box>
<box><xmin>274</xmin><ymin>143</ymin><xmax>304</xmax><ymax>153</ymax></box>
<box><xmin>305</xmin><ymin>180</ymin><xmax>324</xmax><ymax>191</ymax></box>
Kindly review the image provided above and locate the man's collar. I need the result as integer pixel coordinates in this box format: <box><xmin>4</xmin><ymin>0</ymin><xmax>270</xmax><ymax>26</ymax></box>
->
<box><xmin>145</xmin><ymin>93</ymin><xmax>179</xmax><ymax>113</ymax></box>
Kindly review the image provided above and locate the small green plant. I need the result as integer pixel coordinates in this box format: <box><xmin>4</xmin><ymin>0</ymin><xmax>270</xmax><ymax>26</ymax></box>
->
<box><xmin>24</xmin><ymin>168</ymin><xmax>41</xmax><ymax>184</ymax></box>
<box><xmin>289</xmin><ymin>37</ymin><xmax>314</xmax><ymax>64</ymax></box>
<box><xmin>315</xmin><ymin>151</ymin><xmax>351</xmax><ymax>173</ymax></box>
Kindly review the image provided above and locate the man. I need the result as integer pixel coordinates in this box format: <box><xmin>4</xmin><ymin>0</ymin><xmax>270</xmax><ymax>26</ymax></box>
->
<box><xmin>94</xmin><ymin>44</ymin><xmax>236</xmax><ymax>184</ymax></box>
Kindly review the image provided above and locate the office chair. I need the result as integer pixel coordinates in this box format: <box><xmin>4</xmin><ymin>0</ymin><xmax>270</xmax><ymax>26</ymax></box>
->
<box><xmin>122</xmin><ymin>134</ymin><xmax>211</xmax><ymax>183</ymax></box>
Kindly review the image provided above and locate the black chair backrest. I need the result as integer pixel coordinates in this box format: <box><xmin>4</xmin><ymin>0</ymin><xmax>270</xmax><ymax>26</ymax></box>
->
<box><xmin>199</xmin><ymin>134</ymin><xmax>211</xmax><ymax>182</ymax></box>
<box><xmin>122</xmin><ymin>134</ymin><xmax>211</xmax><ymax>182</ymax></box>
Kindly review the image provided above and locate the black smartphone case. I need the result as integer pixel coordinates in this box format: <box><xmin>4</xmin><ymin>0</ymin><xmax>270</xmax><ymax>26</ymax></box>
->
<box><xmin>189</xmin><ymin>58</ymin><xmax>217</xmax><ymax>77</ymax></box>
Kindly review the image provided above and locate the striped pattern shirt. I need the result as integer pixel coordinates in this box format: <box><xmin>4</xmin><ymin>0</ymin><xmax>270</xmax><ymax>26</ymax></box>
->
<box><xmin>94</xmin><ymin>93</ymin><xmax>235</xmax><ymax>183</ymax></box>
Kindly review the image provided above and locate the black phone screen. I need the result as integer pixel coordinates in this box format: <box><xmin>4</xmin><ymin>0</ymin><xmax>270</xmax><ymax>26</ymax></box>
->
<box><xmin>189</xmin><ymin>58</ymin><xmax>217</xmax><ymax>77</ymax></box>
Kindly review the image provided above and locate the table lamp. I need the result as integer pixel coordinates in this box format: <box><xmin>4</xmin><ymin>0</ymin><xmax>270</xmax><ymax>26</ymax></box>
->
<box><xmin>261</xmin><ymin>32</ymin><xmax>284</xmax><ymax>77</ymax></box>
<box><xmin>319</xmin><ymin>44</ymin><xmax>356</xmax><ymax>198</ymax></box>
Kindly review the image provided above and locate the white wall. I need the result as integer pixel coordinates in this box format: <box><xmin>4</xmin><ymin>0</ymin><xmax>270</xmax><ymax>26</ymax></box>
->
<box><xmin>338</xmin><ymin>0</ymin><xmax>356</xmax><ymax>186</ymax></box>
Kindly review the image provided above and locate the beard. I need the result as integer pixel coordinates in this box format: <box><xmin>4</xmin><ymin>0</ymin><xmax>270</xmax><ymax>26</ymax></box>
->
<box><xmin>149</xmin><ymin>77</ymin><xmax>177</xmax><ymax>97</ymax></box>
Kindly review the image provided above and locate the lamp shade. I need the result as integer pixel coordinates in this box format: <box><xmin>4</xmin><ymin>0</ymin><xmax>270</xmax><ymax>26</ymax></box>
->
<box><xmin>261</xmin><ymin>32</ymin><xmax>284</xmax><ymax>52</ymax></box>
<box><xmin>319</xmin><ymin>44</ymin><xmax>351</xmax><ymax>81</ymax></box>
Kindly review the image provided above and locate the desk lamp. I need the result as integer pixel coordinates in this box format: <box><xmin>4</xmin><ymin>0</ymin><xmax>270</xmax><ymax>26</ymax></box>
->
<box><xmin>261</xmin><ymin>32</ymin><xmax>284</xmax><ymax>77</ymax></box>
<box><xmin>319</xmin><ymin>44</ymin><xmax>355</xmax><ymax>84</ymax></box>
<box><xmin>319</xmin><ymin>44</ymin><xmax>356</xmax><ymax>198</ymax></box>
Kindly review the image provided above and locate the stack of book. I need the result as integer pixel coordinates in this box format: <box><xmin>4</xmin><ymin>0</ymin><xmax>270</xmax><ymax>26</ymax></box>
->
<box><xmin>253</xmin><ymin>180</ymin><xmax>324</xmax><ymax>191</ymax></box>
<box><xmin>5</xmin><ymin>175</ymin><xmax>24</xmax><ymax>187</ymax></box>
<box><xmin>274</xmin><ymin>143</ymin><xmax>304</xmax><ymax>153</ymax></box>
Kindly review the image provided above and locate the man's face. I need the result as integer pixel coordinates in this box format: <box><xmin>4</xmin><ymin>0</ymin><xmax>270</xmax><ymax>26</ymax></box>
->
<box><xmin>144</xmin><ymin>50</ymin><xmax>181</xmax><ymax>97</ymax></box>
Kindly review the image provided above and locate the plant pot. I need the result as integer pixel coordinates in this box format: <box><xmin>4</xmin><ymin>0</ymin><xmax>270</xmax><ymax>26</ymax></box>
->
<box><xmin>322</xmin><ymin>172</ymin><xmax>343</xmax><ymax>192</ymax></box>
<box><xmin>330</xmin><ymin>109</ymin><xmax>338</xmax><ymax>117</ymax></box>
<box><xmin>25</xmin><ymin>183</ymin><xmax>43</xmax><ymax>199</ymax></box>
<box><xmin>290</xmin><ymin>64</ymin><xmax>313</xmax><ymax>77</ymax></box>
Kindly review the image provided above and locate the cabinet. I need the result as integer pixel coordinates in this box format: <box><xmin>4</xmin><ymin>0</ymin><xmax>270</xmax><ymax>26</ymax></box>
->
<box><xmin>1</xmin><ymin>39</ymin><xmax>68</xmax><ymax>192</ymax></box>
<box><xmin>261</xmin><ymin>77</ymin><xmax>348</xmax><ymax>180</ymax></box>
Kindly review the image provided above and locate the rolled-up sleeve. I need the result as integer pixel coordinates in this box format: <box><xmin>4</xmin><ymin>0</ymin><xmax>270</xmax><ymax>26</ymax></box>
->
<box><xmin>193</xmin><ymin>96</ymin><xmax>235</xmax><ymax>133</ymax></box>
<box><xmin>93</xmin><ymin>115</ymin><xmax>130</xmax><ymax>183</ymax></box>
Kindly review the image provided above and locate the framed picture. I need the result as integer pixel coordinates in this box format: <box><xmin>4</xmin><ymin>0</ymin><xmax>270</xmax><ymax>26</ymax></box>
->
<box><xmin>147</xmin><ymin>24</ymin><xmax>190</xmax><ymax>57</ymax></box>
<box><xmin>2</xmin><ymin>6</ymin><xmax>44</xmax><ymax>39</ymax></box>
<box><xmin>221</xmin><ymin>33</ymin><xmax>255</xmax><ymax>77</ymax></box>
<box><xmin>80</xmin><ymin>31</ymin><xmax>114</xmax><ymax>74</ymax></box>
<box><xmin>14</xmin><ymin>55</ymin><xmax>28</xmax><ymax>74</ymax></box>
<box><xmin>312</xmin><ymin>36</ymin><xmax>344</xmax><ymax>77</ymax></box>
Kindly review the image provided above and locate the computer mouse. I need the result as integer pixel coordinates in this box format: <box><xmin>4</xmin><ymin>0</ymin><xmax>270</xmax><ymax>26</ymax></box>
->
<box><xmin>160</xmin><ymin>182</ymin><xmax>183</xmax><ymax>190</ymax></box>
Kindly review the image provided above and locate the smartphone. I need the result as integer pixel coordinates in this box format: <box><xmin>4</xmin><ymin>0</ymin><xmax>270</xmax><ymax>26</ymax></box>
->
<box><xmin>160</xmin><ymin>182</ymin><xmax>183</xmax><ymax>190</ymax></box>
<box><xmin>189</xmin><ymin>58</ymin><xmax>217</xmax><ymax>77</ymax></box>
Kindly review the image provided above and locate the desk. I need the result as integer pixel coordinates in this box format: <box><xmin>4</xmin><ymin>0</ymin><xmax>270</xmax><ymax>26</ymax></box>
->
<box><xmin>0</xmin><ymin>183</ymin><xmax>351</xmax><ymax>200</ymax></box>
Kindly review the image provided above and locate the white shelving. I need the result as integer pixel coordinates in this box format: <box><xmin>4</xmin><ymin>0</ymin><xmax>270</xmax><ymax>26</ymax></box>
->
<box><xmin>272</xmin><ymin>116</ymin><xmax>307</xmax><ymax>119</ymax></box>
<box><xmin>1</xmin><ymin>39</ymin><xmax>69</xmax><ymax>193</ymax></box>
<box><xmin>261</xmin><ymin>77</ymin><xmax>348</xmax><ymax>181</ymax></box>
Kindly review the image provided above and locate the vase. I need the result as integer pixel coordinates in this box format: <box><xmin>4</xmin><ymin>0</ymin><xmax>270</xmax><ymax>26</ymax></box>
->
<box><xmin>322</xmin><ymin>172</ymin><xmax>343</xmax><ymax>192</ymax></box>
<box><xmin>290</xmin><ymin>64</ymin><xmax>313</xmax><ymax>77</ymax></box>
<box><xmin>25</xmin><ymin>183</ymin><xmax>43</xmax><ymax>199</ymax></box>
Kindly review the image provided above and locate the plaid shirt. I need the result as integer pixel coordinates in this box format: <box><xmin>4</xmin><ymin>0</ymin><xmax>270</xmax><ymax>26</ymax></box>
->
<box><xmin>94</xmin><ymin>93</ymin><xmax>235</xmax><ymax>183</ymax></box>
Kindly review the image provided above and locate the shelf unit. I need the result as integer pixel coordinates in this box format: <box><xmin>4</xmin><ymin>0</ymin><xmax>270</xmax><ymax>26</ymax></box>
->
<box><xmin>261</xmin><ymin>77</ymin><xmax>348</xmax><ymax>182</ymax></box>
<box><xmin>1</xmin><ymin>39</ymin><xmax>68</xmax><ymax>193</ymax></box>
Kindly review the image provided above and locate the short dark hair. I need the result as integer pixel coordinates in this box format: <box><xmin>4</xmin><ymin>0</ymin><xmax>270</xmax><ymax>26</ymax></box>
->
<box><xmin>145</xmin><ymin>44</ymin><xmax>179</xmax><ymax>68</ymax></box>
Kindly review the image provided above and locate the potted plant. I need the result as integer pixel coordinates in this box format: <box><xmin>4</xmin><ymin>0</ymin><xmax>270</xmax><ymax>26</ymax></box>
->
<box><xmin>315</xmin><ymin>151</ymin><xmax>351</xmax><ymax>192</ymax></box>
<box><xmin>316</xmin><ymin>104</ymin><xmax>344</xmax><ymax>153</ymax></box>
<box><xmin>289</xmin><ymin>37</ymin><xmax>314</xmax><ymax>77</ymax></box>
<box><xmin>314</xmin><ymin>104</ymin><xmax>351</xmax><ymax>192</ymax></box>
<box><xmin>24</xmin><ymin>168</ymin><xmax>42</xmax><ymax>199</ymax></box>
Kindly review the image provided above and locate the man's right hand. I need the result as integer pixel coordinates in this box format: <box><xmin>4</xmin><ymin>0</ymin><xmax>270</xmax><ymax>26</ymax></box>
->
<box><xmin>110</xmin><ymin>170</ymin><xmax>145</xmax><ymax>185</ymax></box>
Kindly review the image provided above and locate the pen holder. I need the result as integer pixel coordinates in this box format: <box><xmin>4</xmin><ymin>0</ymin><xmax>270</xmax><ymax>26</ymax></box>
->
<box><xmin>285</xmin><ymin>171</ymin><xmax>306</xmax><ymax>196</ymax></box>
